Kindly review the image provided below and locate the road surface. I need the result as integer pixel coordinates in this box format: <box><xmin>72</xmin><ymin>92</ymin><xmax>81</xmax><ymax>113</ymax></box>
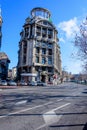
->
<box><xmin>0</xmin><ymin>82</ymin><xmax>87</xmax><ymax>130</ymax></box>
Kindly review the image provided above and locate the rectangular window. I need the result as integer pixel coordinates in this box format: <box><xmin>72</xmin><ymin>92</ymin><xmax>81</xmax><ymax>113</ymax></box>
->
<box><xmin>48</xmin><ymin>43</ymin><xmax>52</xmax><ymax>48</ymax></box>
<box><xmin>48</xmin><ymin>49</ymin><xmax>52</xmax><ymax>55</ymax></box>
<box><xmin>48</xmin><ymin>57</ymin><xmax>52</xmax><ymax>65</ymax></box>
<box><xmin>37</xmin><ymin>26</ymin><xmax>41</xmax><ymax>32</ymax></box>
<box><xmin>42</xmin><ymin>57</ymin><xmax>46</xmax><ymax>64</ymax></box>
<box><xmin>42</xmin><ymin>48</ymin><xmax>46</xmax><ymax>54</ymax></box>
<box><xmin>42</xmin><ymin>28</ymin><xmax>47</xmax><ymax>34</ymax></box>
<box><xmin>25</xmin><ymin>27</ymin><xmax>29</xmax><ymax>37</ymax></box>
<box><xmin>23</xmin><ymin>56</ymin><xmax>26</xmax><ymax>64</ymax></box>
<box><xmin>36</xmin><ymin>32</ymin><xmax>41</xmax><ymax>36</ymax></box>
<box><xmin>36</xmin><ymin>47</ymin><xmax>40</xmax><ymax>53</ymax></box>
<box><xmin>43</xmin><ymin>21</ymin><xmax>48</xmax><ymax>25</ymax></box>
<box><xmin>36</xmin><ymin>56</ymin><xmax>39</xmax><ymax>63</ymax></box>
<box><xmin>48</xmin><ymin>29</ymin><xmax>53</xmax><ymax>38</ymax></box>
<box><xmin>42</xmin><ymin>42</ymin><xmax>46</xmax><ymax>47</ymax></box>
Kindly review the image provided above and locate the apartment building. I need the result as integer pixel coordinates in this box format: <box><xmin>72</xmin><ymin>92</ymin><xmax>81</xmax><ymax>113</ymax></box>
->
<box><xmin>17</xmin><ymin>7</ymin><xmax>62</xmax><ymax>83</ymax></box>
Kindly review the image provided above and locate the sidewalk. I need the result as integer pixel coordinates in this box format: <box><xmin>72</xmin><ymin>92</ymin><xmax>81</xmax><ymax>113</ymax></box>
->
<box><xmin>0</xmin><ymin>85</ymin><xmax>18</xmax><ymax>89</ymax></box>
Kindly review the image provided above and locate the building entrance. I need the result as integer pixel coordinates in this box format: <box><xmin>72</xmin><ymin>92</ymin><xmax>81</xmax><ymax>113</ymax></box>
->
<box><xmin>41</xmin><ymin>75</ymin><xmax>45</xmax><ymax>82</ymax></box>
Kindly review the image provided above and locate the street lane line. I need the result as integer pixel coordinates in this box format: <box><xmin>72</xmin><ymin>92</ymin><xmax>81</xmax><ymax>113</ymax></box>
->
<box><xmin>36</xmin><ymin>103</ymin><xmax>70</xmax><ymax>130</ymax></box>
<box><xmin>0</xmin><ymin>101</ymin><xmax>53</xmax><ymax>118</ymax></box>
<box><xmin>15</xmin><ymin>100</ymin><xmax>27</xmax><ymax>105</ymax></box>
<box><xmin>57</xmin><ymin>99</ymin><xmax>63</xmax><ymax>102</ymax></box>
<box><xmin>72</xmin><ymin>92</ymin><xmax>81</xmax><ymax>96</ymax></box>
<box><xmin>0</xmin><ymin>98</ymin><xmax>63</xmax><ymax>119</ymax></box>
<box><xmin>36</xmin><ymin>124</ymin><xmax>46</xmax><ymax>130</ymax></box>
<box><xmin>51</xmin><ymin>103</ymin><xmax>71</xmax><ymax>111</ymax></box>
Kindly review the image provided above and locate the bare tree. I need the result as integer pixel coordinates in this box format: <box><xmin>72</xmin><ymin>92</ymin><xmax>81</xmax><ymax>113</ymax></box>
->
<box><xmin>74</xmin><ymin>17</ymin><xmax>87</xmax><ymax>73</ymax></box>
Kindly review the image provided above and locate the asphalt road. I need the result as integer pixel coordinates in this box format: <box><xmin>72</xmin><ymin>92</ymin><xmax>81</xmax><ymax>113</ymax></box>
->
<box><xmin>0</xmin><ymin>82</ymin><xmax>87</xmax><ymax>130</ymax></box>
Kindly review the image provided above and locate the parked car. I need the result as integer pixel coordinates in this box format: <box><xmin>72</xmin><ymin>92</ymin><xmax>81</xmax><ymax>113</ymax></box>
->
<box><xmin>20</xmin><ymin>81</ymin><xmax>27</xmax><ymax>86</ymax></box>
<box><xmin>37</xmin><ymin>81</ymin><xmax>46</xmax><ymax>86</ymax></box>
<box><xmin>0</xmin><ymin>80</ymin><xmax>7</xmax><ymax>86</ymax></box>
<box><xmin>8</xmin><ymin>81</ymin><xmax>17</xmax><ymax>86</ymax></box>
<box><xmin>28</xmin><ymin>81</ymin><xmax>37</xmax><ymax>86</ymax></box>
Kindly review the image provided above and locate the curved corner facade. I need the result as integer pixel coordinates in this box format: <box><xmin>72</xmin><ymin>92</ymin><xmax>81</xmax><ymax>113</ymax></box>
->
<box><xmin>17</xmin><ymin>7</ymin><xmax>62</xmax><ymax>84</ymax></box>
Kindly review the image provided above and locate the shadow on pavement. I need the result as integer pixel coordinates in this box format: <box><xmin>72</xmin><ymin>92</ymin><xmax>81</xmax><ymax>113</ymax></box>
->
<box><xmin>83</xmin><ymin>123</ymin><xmax>87</xmax><ymax>130</ymax></box>
<box><xmin>50</xmin><ymin>124</ymin><xmax>85</xmax><ymax>128</ymax></box>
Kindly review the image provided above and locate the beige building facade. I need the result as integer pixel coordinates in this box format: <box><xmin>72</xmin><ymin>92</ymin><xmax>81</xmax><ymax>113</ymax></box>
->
<box><xmin>17</xmin><ymin>7</ymin><xmax>62</xmax><ymax>83</ymax></box>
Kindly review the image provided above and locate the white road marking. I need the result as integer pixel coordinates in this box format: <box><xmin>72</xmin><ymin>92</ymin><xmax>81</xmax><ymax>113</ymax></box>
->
<box><xmin>15</xmin><ymin>99</ymin><xmax>63</xmax><ymax>106</ymax></box>
<box><xmin>72</xmin><ymin>92</ymin><xmax>81</xmax><ymax>96</ymax></box>
<box><xmin>36</xmin><ymin>124</ymin><xmax>46</xmax><ymax>130</ymax></box>
<box><xmin>0</xmin><ymin>101</ymin><xmax>53</xmax><ymax>119</ymax></box>
<box><xmin>51</xmin><ymin>103</ymin><xmax>71</xmax><ymax>111</ymax></box>
<box><xmin>43</xmin><ymin>111</ymin><xmax>62</xmax><ymax>125</ymax></box>
<box><xmin>0</xmin><ymin>98</ymin><xmax>63</xmax><ymax>119</ymax></box>
<box><xmin>36</xmin><ymin>103</ymin><xmax>70</xmax><ymax>130</ymax></box>
<box><xmin>15</xmin><ymin>100</ymin><xmax>27</xmax><ymax>105</ymax></box>
<box><xmin>57</xmin><ymin>99</ymin><xmax>63</xmax><ymax>102</ymax></box>
<box><xmin>36</xmin><ymin>114</ymin><xmax>62</xmax><ymax>130</ymax></box>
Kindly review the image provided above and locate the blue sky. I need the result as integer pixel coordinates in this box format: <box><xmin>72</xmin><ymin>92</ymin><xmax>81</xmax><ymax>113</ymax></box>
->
<box><xmin>0</xmin><ymin>0</ymin><xmax>87</xmax><ymax>74</ymax></box>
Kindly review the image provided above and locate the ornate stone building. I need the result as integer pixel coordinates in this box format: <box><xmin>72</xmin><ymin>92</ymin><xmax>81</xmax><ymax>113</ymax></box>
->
<box><xmin>17</xmin><ymin>7</ymin><xmax>62</xmax><ymax>83</ymax></box>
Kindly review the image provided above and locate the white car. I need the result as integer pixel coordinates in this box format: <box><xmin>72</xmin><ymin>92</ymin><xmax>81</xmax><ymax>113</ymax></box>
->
<box><xmin>28</xmin><ymin>81</ymin><xmax>37</xmax><ymax>86</ymax></box>
<box><xmin>8</xmin><ymin>81</ymin><xmax>17</xmax><ymax>86</ymax></box>
<box><xmin>1</xmin><ymin>80</ymin><xmax>7</xmax><ymax>86</ymax></box>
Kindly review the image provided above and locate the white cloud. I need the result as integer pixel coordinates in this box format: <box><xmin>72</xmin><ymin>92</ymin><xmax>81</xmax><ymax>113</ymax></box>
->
<box><xmin>59</xmin><ymin>37</ymin><xmax>65</xmax><ymax>43</ymax></box>
<box><xmin>58</xmin><ymin>17</ymin><xmax>79</xmax><ymax>39</ymax></box>
<box><xmin>57</xmin><ymin>17</ymin><xmax>83</xmax><ymax>73</ymax></box>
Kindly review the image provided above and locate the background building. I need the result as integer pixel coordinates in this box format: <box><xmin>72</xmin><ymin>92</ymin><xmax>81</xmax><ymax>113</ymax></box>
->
<box><xmin>0</xmin><ymin>8</ymin><xmax>10</xmax><ymax>81</ymax></box>
<box><xmin>17</xmin><ymin>7</ymin><xmax>62</xmax><ymax>83</ymax></box>
<box><xmin>12</xmin><ymin>67</ymin><xmax>17</xmax><ymax>80</ymax></box>
<box><xmin>8</xmin><ymin>69</ymin><xmax>12</xmax><ymax>80</ymax></box>
<box><xmin>8</xmin><ymin>67</ymin><xmax>17</xmax><ymax>80</ymax></box>
<box><xmin>0</xmin><ymin>52</ymin><xmax>10</xmax><ymax>80</ymax></box>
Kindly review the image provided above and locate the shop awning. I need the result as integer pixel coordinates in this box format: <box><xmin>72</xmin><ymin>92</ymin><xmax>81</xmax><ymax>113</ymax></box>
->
<box><xmin>21</xmin><ymin>73</ymin><xmax>37</xmax><ymax>77</ymax></box>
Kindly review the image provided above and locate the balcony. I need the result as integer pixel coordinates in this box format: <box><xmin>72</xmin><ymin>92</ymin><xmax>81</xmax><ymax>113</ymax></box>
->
<box><xmin>35</xmin><ymin>42</ymin><xmax>40</xmax><ymax>47</ymax></box>
<box><xmin>36</xmin><ymin>36</ymin><xmax>41</xmax><ymax>40</ymax></box>
<box><xmin>41</xmin><ymin>43</ymin><xmax>47</xmax><ymax>48</ymax></box>
<box><xmin>48</xmin><ymin>44</ymin><xmax>53</xmax><ymax>48</ymax></box>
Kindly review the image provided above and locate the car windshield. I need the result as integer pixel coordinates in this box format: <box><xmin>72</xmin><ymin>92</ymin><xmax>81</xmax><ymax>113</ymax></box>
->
<box><xmin>2</xmin><ymin>80</ymin><xmax>6</xmax><ymax>82</ymax></box>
